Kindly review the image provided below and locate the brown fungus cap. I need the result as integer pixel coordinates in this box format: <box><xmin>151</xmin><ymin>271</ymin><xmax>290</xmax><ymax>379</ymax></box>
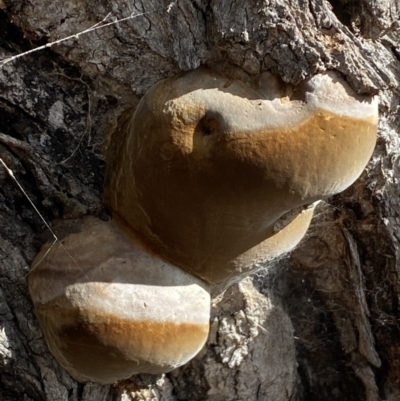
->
<box><xmin>104</xmin><ymin>68</ymin><xmax>378</xmax><ymax>284</ymax></box>
<box><xmin>28</xmin><ymin>217</ymin><xmax>210</xmax><ymax>384</ymax></box>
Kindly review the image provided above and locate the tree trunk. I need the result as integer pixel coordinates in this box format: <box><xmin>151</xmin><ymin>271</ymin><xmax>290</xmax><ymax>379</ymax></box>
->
<box><xmin>1</xmin><ymin>1</ymin><xmax>400</xmax><ymax>400</ymax></box>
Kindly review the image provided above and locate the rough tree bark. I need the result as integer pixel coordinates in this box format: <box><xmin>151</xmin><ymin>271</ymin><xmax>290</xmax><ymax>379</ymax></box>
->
<box><xmin>1</xmin><ymin>1</ymin><xmax>400</xmax><ymax>400</ymax></box>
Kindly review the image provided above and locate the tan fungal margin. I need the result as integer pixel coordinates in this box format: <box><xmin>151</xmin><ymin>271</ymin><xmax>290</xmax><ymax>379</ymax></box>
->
<box><xmin>29</xmin><ymin>67</ymin><xmax>378</xmax><ymax>383</ymax></box>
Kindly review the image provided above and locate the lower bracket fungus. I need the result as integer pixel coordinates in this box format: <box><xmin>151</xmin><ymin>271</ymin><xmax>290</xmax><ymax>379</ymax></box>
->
<box><xmin>29</xmin><ymin>67</ymin><xmax>378</xmax><ymax>383</ymax></box>
<box><xmin>29</xmin><ymin>217</ymin><xmax>210</xmax><ymax>383</ymax></box>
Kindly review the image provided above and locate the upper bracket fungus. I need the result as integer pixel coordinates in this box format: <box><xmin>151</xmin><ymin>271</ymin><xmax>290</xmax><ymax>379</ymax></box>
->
<box><xmin>104</xmin><ymin>68</ymin><xmax>378</xmax><ymax>283</ymax></box>
<box><xmin>29</xmin><ymin>67</ymin><xmax>378</xmax><ymax>383</ymax></box>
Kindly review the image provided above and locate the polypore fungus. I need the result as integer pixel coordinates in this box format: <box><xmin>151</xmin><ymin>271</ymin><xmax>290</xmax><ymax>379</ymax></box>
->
<box><xmin>29</xmin><ymin>217</ymin><xmax>210</xmax><ymax>383</ymax></box>
<box><xmin>29</xmin><ymin>67</ymin><xmax>378</xmax><ymax>383</ymax></box>
<box><xmin>104</xmin><ymin>68</ymin><xmax>378</xmax><ymax>283</ymax></box>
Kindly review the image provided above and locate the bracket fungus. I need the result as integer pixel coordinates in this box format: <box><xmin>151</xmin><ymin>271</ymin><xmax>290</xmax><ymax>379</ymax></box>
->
<box><xmin>29</xmin><ymin>67</ymin><xmax>378</xmax><ymax>383</ymax></box>
<box><xmin>29</xmin><ymin>217</ymin><xmax>210</xmax><ymax>383</ymax></box>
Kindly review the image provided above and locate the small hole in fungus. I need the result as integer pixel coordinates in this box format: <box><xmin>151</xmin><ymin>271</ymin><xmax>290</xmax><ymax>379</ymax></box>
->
<box><xmin>197</xmin><ymin>115</ymin><xmax>217</xmax><ymax>136</ymax></box>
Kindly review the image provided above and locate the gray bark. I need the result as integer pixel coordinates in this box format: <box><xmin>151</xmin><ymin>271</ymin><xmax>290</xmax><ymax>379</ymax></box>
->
<box><xmin>1</xmin><ymin>0</ymin><xmax>400</xmax><ymax>400</ymax></box>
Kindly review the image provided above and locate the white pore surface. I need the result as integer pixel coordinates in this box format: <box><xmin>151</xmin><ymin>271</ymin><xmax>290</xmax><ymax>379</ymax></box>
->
<box><xmin>65</xmin><ymin>280</ymin><xmax>210</xmax><ymax>325</ymax></box>
<box><xmin>305</xmin><ymin>72</ymin><xmax>378</xmax><ymax>119</ymax></box>
<box><xmin>168</xmin><ymin>69</ymin><xmax>378</xmax><ymax>133</ymax></box>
